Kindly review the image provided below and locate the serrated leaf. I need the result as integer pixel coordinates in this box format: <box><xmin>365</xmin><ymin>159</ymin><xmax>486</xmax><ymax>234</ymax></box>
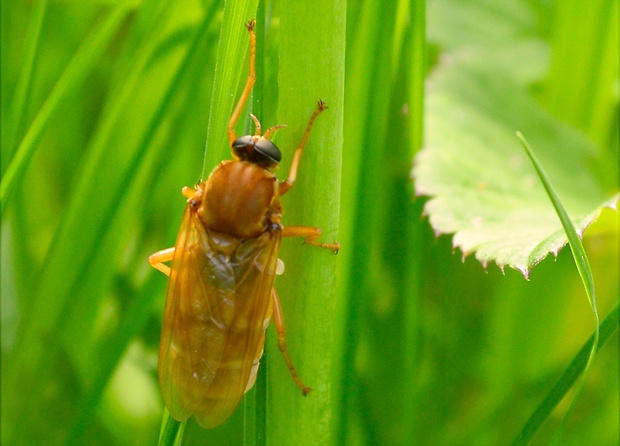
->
<box><xmin>413</xmin><ymin>52</ymin><xmax>618</xmax><ymax>277</ymax></box>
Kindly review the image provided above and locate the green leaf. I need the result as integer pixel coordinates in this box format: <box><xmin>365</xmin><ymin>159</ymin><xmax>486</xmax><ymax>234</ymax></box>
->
<box><xmin>413</xmin><ymin>44</ymin><xmax>618</xmax><ymax>277</ymax></box>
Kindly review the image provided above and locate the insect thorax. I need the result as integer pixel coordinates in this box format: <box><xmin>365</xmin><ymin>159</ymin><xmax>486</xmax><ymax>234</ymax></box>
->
<box><xmin>201</xmin><ymin>161</ymin><xmax>280</xmax><ymax>239</ymax></box>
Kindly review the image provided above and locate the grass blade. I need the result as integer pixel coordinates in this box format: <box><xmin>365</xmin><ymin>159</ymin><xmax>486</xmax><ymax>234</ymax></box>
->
<box><xmin>158</xmin><ymin>410</ymin><xmax>185</xmax><ymax>446</ymax></box>
<box><xmin>0</xmin><ymin>5</ymin><xmax>129</xmax><ymax>215</ymax></box>
<box><xmin>2</xmin><ymin>0</ymin><xmax>47</xmax><ymax>156</ymax></box>
<box><xmin>512</xmin><ymin>132</ymin><xmax>602</xmax><ymax>445</ymax></box>
<box><xmin>201</xmin><ymin>0</ymin><xmax>259</xmax><ymax>176</ymax></box>
<box><xmin>512</xmin><ymin>301</ymin><xmax>618</xmax><ymax>445</ymax></box>
<box><xmin>268</xmin><ymin>1</ymin><xmax>346</xmax><ymax>444</ymax></box>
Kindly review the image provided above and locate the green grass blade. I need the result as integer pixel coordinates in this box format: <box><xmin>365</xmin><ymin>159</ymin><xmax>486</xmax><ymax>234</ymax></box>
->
<box><xmin>266</xmin><ymin>1</ymin><xmax>346</xmax><ymax>444</ymax></box>
<box><xmin>541</xmin><ymin>0</ymin><xmax>619</xmax><ymax>148</ymax></box>
<box><xmin>0</xmin><ymin>5</ymin><xmax>130</xmax><ymax>215</ymax></box>
<box><xmin>158</xmin><ymin>410</ymin><xmax>185</xmax><ymax>446</ymax></box>
<box><xmin>201</xmin><ymin>0</ymin><xmax>259</xmax><ymax>177</ymax></box>
<box><xmin>2</xmin><ymin>0</ymin><xmax>47</xmax><ymax>157</ymax></box>
<box><xmin>403</xmin><ymin>0</ymin><xmax>427</xmax><ymax>443</ymax></box>
<box><xmin>512</xmin><ymin>301</ymin><xmax>618</xmax><ymax>446</ymax></box>
<box><xmin>512</xmin><ymin>132</ymin><xmax>601</xmax><ymax>444</ymax></box>
<box><xmin>517</xmin><ymin>133</ymin><xmax>598</xmax><ymax>327</ymax></box>
<box><xmin>335</xmin><ymin>1</ymin><xmax>409</xmax><ymax>443</ymax></box>
<box><xmin>243</xmin><ymin>363</ymin><xmax>267</xmax><ymax>446</ymax></box>
<box><xmin>410</xmin><ymin>0</ymin><xmax>426</xmax><ymax>153</ymax></box>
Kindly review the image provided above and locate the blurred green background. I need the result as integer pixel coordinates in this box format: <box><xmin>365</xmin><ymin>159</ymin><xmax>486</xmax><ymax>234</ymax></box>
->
<box><xmin>2</xmin><ymin>0</ymin><xmax>618</xmax><ymax>445</ymax></box>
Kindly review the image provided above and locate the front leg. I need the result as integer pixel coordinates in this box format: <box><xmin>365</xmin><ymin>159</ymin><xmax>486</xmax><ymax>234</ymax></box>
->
<box><xmin>227</xmin><ymin>20</ymin><xmax>257</xmax><ymax>147</ymax></box>
<box><xmin>148</xmin><ymin>247</ymin><xmax>175</xmax><ymax>276</ymax></box>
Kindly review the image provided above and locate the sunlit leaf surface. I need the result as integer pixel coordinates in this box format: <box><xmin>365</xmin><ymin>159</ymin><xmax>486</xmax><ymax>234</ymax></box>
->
<box><xmin>414</xmin><ymin>41</ymin><xmax>618</xmax><ymax>277</ymax></box>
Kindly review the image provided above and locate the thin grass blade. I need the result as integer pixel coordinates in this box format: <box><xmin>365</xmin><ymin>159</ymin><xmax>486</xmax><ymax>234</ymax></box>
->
<box><xmin>512</xmin><ymin>132</ymin><xmax>602</xmax><ymax>445</ymax></box>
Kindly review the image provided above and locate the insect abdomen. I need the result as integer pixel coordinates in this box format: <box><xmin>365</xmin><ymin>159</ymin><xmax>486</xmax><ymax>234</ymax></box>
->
<box><xmin>173</xmin><ymin>230</ymin><xmax>279</xmax><ymax>428</ymax></box>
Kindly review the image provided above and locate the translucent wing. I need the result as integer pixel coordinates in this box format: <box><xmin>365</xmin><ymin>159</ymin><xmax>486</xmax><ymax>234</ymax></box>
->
<box><xmin>159</xmin><ymin>205</ymin><xmax>281</xmax><ymax>428</ymax></box>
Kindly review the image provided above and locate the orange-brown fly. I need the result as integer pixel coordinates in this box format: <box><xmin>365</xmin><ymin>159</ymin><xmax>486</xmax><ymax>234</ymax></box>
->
<box><xmin>148</xmin><ymin>20</ymin><xmax>339</xmax><ymax>429</ymax></box>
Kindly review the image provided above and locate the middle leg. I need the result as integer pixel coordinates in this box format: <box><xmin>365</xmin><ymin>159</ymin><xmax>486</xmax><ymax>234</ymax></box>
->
<box><xmin>282</xmin><ymin>225</ymin><xmax>340</xmax><ymax>253</ymax></box>
<box><xmin>271</xmin><ymin>288</ymin><xmax>312</xmax><ymax>396</ymax></box>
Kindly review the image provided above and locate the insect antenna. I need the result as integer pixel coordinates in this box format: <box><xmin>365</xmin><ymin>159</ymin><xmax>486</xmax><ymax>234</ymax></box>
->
<box><xmin>263</xmin><ymin>124</ymin><xmax>287</xmax><ymax>140</ymax></box>
<box><xmin>249</xmin><ymin>113</ymin><xmax>263</xmax><ymax>136</ymax></box>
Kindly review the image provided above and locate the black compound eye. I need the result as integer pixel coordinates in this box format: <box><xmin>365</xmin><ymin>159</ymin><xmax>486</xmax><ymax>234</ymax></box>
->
<box><xmin>254</xmin><ymin>138</ymin><xmax>281</xmax><ymax>164</ymax></box>
<box><xmin>232</xmin><ymin>135</ymin><xmax>281</xmax><ymax>167</ymax></box>
<box><xmin>232</xmin><ymin>135</ymin><xmax>253</xmax><ymax>154</ymax></box>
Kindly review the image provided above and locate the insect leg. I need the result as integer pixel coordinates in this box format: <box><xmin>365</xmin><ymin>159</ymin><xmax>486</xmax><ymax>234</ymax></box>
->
<box><xmin>271</xmin><ymin>288</ymin><xmax>312</xmax><ymax>396</ymax></box>
<box><xmin>227</xmin><ymin>20</ymin><xmax>257</xmax><ymax>147</ymax></box>
<box><xmin>148</xmin><ymin>247</ymin><xmax>175</xmax><ymax>276</ymax></box>
<box><xmin>279</xmin><ymin>100</ymin><xmax>328</xmax><ymax>196</ymax></box>
<box><xmin>181</xmin><ymin>186</ymin><xmax>196</xmax><ymax>199</ymax></box>
<box><xmin>282</xmin><ymin>225</ymin><xmax>340</xmax><ymax>253</ymax></box>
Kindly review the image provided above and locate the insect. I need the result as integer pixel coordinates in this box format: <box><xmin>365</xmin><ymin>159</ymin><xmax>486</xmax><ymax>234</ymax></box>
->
<box><xmin>148</xmin><ymin>20</ymin><xmax>339</xmax><ymax>429</ymax></box>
